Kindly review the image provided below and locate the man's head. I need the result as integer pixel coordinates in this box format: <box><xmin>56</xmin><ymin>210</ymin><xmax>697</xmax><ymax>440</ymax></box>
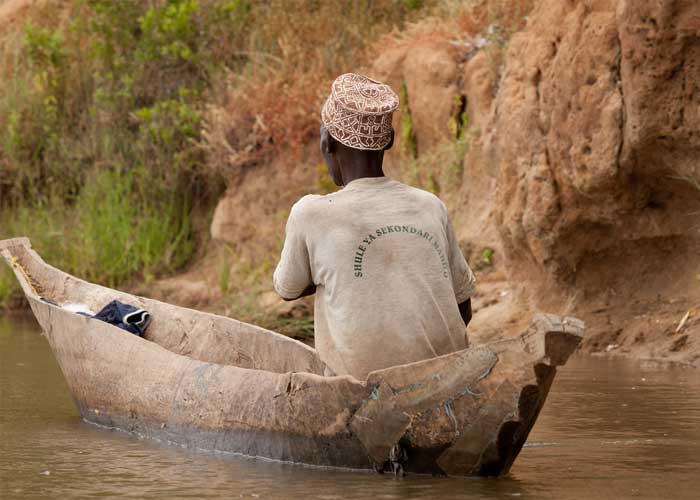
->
<box><xmin>320</xmin><ymin>73</ymin><xmax>399</xmax><ymax>186</ymax></box>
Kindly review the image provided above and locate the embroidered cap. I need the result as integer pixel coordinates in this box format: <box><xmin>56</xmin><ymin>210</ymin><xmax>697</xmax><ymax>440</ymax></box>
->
<box><xmin>321</xmin><ymin>73</ymin><xmax>399</xmax><ymax>150</ymax></box>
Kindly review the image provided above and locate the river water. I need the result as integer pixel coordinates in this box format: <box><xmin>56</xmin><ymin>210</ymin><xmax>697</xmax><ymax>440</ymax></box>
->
<box><xmin>1</xmin><ymin>315</ymin><xmax>699</xmax><ymax>500</ymax></box>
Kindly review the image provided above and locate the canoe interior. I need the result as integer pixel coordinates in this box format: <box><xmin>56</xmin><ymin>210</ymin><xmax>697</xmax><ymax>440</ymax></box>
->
<box><xmin>2</xmin><ymin>238</ymin><xmax>326</xmax><ymax>376</ymax></box>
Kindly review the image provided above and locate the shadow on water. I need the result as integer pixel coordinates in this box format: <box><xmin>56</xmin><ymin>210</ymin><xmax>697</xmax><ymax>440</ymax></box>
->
<box><xmin>1</xmin><ymin>315</ymin><xmax>699</xmax><ymax>499</ymax></box>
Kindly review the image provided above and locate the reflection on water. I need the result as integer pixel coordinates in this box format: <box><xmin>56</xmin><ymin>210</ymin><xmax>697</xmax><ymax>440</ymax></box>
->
<box><xmin>1</xmin><ymin>315</ymin><xmax>699</xmax><ymax>499</ymax></box>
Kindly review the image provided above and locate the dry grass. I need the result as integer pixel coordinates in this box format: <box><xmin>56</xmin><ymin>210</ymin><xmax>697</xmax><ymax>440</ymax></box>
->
<box><xmin>455</xmin><ymin>0</ymin><xmax>534</xmax><ymax>35</ymax></box>
<box><xmin>204</xmin><ymin>0</ymin><xmax>422</xmax><ymax>178</ymax></box>
<box><xmin>205</xmin><ymin>0</ymin><xmax>536</xmax><ymax>182</ymax></box>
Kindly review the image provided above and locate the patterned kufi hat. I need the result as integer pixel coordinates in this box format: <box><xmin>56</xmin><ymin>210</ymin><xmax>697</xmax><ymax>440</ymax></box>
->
<box><xmin>321</xmin><ymin>73</ymin><xmax>399</xmax><ymax>151</ymax></box>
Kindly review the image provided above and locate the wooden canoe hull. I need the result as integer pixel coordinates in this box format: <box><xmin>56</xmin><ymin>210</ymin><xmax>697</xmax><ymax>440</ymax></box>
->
<box><xmin>1</xmin><ymin>237</ymin><xmax>584</xmax><ymax>475</ymax></box>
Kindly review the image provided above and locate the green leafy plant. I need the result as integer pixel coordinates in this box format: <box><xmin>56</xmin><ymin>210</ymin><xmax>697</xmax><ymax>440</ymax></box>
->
<box><xmin>482</xmin><ymin>247</ymin><xmax>494</xmax><ymax>265</ymax></box>
<box><xmin>402</xmin><ymin>0</ymin><xmax>424</xmax><ymax>11</ymax></box>
<box><xmin>0</xmin><ymin>0</ymin><xmax>247</xmax><ymax>295</ymax></box>
<box><xmin>218</xmin><ymin>244</ymin><xmax>236</xmax><ymax>294</ymax></box>
<box><xmin>426</xmin><ymin>172</ymin><xmax>440</xmax><ymax>195</ymax></box>
<box><xmin>448</xmin><ymin>95</ymin><xmax>471</xmax><ymax>178</ymax></box>
<box><xmin>400</xmin><ymin>80</ymin><xmax>418</xmax><ymax>159</ymax></box>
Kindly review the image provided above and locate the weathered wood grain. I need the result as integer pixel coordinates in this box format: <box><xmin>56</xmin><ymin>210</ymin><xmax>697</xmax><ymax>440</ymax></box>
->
<box><xmin>1</xmin><ymin>237</ymin><xmax>584</xmax><ymax>475</ymax></box>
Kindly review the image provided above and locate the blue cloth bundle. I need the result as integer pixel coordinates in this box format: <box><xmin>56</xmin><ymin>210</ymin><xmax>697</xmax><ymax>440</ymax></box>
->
<box><xmin>93</xmin><ymin>300</ymin><xmax>151</xmax><ymax>337</ymax></box>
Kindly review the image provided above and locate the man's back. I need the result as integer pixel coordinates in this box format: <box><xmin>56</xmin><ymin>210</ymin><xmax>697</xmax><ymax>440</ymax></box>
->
<box><xmin>273</xmin><ymin>176</ymin><xmax>476</xmax><ymax>379</ymax></box>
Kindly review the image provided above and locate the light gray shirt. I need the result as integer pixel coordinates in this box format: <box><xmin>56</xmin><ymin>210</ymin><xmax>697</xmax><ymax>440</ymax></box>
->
<box><xmin>273</xmin><ymin>177</ymin><xmax>476</xmax><ymax>380</ymax></box>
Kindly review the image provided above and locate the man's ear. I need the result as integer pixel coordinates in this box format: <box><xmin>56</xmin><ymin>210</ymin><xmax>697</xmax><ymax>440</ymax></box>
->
<box><xmin>384</xmin><ymin>128</ymin><xmax>395</xmax><ymax>151</ymax></box>
<box><xmin>320</xmin><ymin>125</ymin><xmax>335</xmax><ymax>155</ymax></box>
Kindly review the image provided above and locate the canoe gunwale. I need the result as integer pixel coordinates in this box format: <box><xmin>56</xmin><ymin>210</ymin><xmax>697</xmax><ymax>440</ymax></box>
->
<box><xmin>1</xmin><ymin>237</ymin><xmax>41</xmax><ymax>300</ymax></box>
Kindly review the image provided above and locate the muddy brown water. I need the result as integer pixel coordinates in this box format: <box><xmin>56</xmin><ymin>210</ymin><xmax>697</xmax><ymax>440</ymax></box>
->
<box><xmin>1</xmin><ymin>315</ymin><xmax>699</xmax><ymax>500</ymax></box>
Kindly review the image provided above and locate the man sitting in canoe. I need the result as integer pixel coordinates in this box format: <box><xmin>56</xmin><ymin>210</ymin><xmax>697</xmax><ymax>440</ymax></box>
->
<box><xmin>273</xmin><ymin>73</ymin><xmax>476</xmax><ymax>380</ymax></box>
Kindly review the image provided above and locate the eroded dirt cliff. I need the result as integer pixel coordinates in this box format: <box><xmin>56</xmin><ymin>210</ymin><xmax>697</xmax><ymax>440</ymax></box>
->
<box><xmin>485</xmin><ymin>0</ymin><xmax>700</xmax><ymax>364</ymax></box>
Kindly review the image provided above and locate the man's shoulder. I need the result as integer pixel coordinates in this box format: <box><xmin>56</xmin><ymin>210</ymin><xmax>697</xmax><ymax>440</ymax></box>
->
<box><xmin>292</xmin><ymin>193</ymin><xmax>323</xmax><ymax>208</ymax></box>
<box><xmin>290</xmin><ymin>181</ymin><xmax>447</xmax><ymax>218</ymax></box>
<box><xmin>289</xmin><ymin>193</ymin><xmax>326</xmax><ymax>220</ymax></box>
<box><xmin>397</xmin><ymin>181</ymin><xmax>448</xmax><ymax>214</ymax></box>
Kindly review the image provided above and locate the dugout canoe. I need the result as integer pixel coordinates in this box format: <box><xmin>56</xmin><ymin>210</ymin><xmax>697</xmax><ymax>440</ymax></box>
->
<box><xmin>0</xmin><ymin>237</ymin><xmax>584</xmax><ymax>476</ymax></box>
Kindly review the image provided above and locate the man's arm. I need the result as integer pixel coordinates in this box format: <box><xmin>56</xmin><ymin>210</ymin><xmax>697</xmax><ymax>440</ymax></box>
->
<box><xmin>458</xmin><ymin>298</ymin><xmax>472</xmax><ymax>328</ymax></box>
<box><xmin>443</xmin><ymin>207</ymin><xmax>476</xmax><ymax>327</ymax></box>
<box><xmin>281</xmin><ymin>283</ymin><xmax>316</xmax><ymax>301</ymax></box>
<box><xmin>273</xmin><ymin>200</ymin><xmax>315</xmax><ymax>300</ymax></box>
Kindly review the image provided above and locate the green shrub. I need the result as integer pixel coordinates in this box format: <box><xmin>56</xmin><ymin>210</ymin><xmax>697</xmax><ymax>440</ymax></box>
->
<box><xmin>402</xmin><ymin>0</ymin><xmax>424</xmax><ymax>10</ymax></box>
<box><xmin>0</xmin><ymin>0</ymin><xmax>244</xmax><ymax>294</ymax></box>
<box><xmin>75</xmin><ymin>168</ymin><xmax>195</xmax><ymax>286</ymax></box>
<box><xmin>0</xmin><ymin>169</ymin><xmax>195</xmax><ymax>293</ymax></box>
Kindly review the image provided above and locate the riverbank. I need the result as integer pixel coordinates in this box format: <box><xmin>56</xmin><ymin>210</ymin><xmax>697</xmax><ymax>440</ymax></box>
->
<box><xmin>2</xmin><ymin>0</ymin><xmax>698</xmax><ymax>368</ymax></box>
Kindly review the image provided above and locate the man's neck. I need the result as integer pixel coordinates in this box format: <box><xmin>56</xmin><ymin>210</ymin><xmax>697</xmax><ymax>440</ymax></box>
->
<box><xmin>342</xmin><ymin>169</ymin><xmax>385</xmax><ymax>185</ymax></box>
<box><xmin>338</xmin><ymin>150</ymin><xmax>385</xmax><ymax>186</ymax></box>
